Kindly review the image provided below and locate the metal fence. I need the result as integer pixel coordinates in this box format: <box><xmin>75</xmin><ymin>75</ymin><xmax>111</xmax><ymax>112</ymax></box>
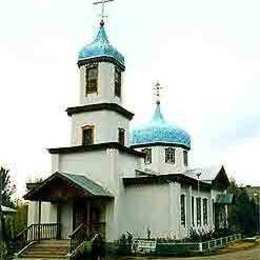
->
<box><xmin>155</xmin><ymin>233</ymin><xmax>242</xmax><ymax>255</ymax></box>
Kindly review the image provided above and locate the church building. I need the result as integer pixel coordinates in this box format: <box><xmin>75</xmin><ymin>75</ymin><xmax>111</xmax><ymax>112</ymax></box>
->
<box><xmin>23</xmin><ymin>10</ymin><xmax>232</xmax><ymax>255</ymax></box>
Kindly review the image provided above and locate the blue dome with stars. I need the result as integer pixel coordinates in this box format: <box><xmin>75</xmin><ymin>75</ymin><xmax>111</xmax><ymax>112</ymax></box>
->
<box><xmin>130</xmin><ymin>103</ymin><xmax>191</xmax><ymax>149</ymax></box>
<box><xmin>79</xmin><ymin>21</ymin><xmax>125</xmax><ymax>66</ymax></box>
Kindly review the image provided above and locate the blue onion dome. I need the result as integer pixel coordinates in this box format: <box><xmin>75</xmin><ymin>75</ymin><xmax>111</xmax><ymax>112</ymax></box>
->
<box><xmin>78</xmin><ymin>21</ymin><xmax>125</xmax><ymax>66</ymax></box>
<box><xmin>130</xmin><ymin>103</ymin><xmax>191</xmax><ymax>149</ymax></box>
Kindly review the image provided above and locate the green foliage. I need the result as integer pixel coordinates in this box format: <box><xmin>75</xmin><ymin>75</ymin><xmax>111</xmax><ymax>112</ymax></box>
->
<box><xmin>0</xmin><ymin>241</ymin><xmax>8</xmax><ymax>260</ymax></box>
<box><xmin>117</xmin><ymin>232</ymin><xmax>133</xmax><ymax>255</ymax></box>
<box><xmin>228</xmin><ymin>180</ymin><xmax>257</xmax><ymax>236</ymax></box>
<box><xmin>0</xmin><ymin>167</ymin><xmax>15</xmax><ymax>208</ymax></box>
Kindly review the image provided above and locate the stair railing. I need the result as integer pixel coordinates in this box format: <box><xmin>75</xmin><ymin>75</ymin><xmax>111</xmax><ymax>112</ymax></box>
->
<box><xmin>69</xmin><ymin>222</ymin><xmax>106</xmax><ymax>253</ymax></box>
<box><xmin>14</xmin><ymin>223</ymin><xmax>61</xmax><ymax>253</ymax></box>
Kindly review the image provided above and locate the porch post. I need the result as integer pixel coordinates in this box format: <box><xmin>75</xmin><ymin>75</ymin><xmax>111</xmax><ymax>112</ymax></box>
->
<box><xmin>57</xmin><ymin>203</ymin><xmax>61</xmax><ymax>239</ymax></box>
<box><xmin>38</xmin><ymin>200</ymin><xmax>42</xmax><ymax>241</ymax></box>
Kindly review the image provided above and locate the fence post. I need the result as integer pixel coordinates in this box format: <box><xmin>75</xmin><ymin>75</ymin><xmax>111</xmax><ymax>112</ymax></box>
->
<box><xmin>199</xmin><ymin>242</ymin><xmax>203</xmax><ymax>252</ymax></box>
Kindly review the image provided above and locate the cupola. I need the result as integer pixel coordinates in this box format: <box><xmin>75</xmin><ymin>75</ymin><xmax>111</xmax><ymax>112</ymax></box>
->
<box><xmin>130</xmin><ymin>103</ymin><xmax>191</xmax><ymax>149</ymax></box>
<box><xmin>78</xmin><ymin>21</ymin><xmax>125</xmax><ymax>69</ymax></box>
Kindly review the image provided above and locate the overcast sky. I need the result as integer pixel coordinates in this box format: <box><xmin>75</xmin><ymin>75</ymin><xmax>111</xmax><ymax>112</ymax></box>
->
<box><xmin>1</xmin><ymin>0</ymin><xmax>260</xmax><ymax>196</ymax></box>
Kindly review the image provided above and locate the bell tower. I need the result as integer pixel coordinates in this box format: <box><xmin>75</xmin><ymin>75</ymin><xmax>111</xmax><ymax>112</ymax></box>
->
<box><xmin>67</xmin><ymin>2</ymin><xmax>133</xmax><ymax>147</ymax></box>
<box><xmin>78</xmin><ymin>19</ymin><xmax>125</xmax><ymax>106</ymax></box>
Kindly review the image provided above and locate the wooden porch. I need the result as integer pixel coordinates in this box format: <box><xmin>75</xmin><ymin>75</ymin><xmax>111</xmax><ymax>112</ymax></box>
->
<box><xmin>17</xmin><ymin>172</ymin><xmax>113</xmax><ymax>258</ymax></box>
<box><xmin>15</xmin><ymin>221</ymin><xmax>106</xmax><ymax>257</ymax></box>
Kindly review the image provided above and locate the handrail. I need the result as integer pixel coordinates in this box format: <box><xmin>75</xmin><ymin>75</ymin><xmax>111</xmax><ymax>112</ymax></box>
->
<box><xmin>14</xmin><ymin>223</ymin><xmax>61</xmax><ymax>254</ymax></box>
<box><xmin>16</xmin><ymin>224</ymin><xmax>33</xmax><ymax>240</ymax></box>
<box><xmin>69</xmin><ymin>222</ymin><xmax>106</xmax><ymax>254</ymax></box>
<box><xmin>70</xmin><ymin>223</ymin><xmax>84</xmax><ymax>238</ymax></box>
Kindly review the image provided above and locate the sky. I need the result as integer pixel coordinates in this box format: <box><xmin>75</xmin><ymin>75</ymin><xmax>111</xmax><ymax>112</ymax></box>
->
<box><xmin>0</xmin><ymin>0</ymin><xmax>260</xmax><ymax>196</ymax></box>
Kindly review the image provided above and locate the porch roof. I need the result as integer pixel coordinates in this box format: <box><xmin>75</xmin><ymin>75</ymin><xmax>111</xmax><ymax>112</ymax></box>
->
<box><xmin>24</xmin><ymin>172</ymin><xmax>113</xmax><ymax>202</ymax></box>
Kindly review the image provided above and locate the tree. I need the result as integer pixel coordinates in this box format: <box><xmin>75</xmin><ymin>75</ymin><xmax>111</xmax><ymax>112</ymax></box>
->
<box><xmin>0</xmin><ymin>167</ymin><xmax>16</xmax><ymax>208</ymax></box>
<box><xmin>228</xmin><ymin>180</ymin><xmax>257</xmax><ymax>236</ymax></box>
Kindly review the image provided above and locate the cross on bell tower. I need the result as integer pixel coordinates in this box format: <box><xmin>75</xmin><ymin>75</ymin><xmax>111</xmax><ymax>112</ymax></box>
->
<box><xmin>93</xmin><ymin>0</ymin><xmax>114</xmax><ymax>25</ymax></box>
<box><xmin>153</xmin><ymin>81</ymin><xmax>163</xmax><ymax>105</ymax></box>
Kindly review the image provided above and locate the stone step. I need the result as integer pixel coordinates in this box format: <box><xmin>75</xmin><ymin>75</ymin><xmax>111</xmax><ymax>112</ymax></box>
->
<box><xmin>22</xmin><ymin>251</ymin><xmax>68</xmax><ymax>256</ymax></box>
<box><xmin>19</xmin><ymin>240</ymin><xmax>70</xmax><ymax>259</ymax></box>
<box><xmin>20</xmin><ymin>255</ymin><xmax>67</xmax><ymax>259</ymax></box>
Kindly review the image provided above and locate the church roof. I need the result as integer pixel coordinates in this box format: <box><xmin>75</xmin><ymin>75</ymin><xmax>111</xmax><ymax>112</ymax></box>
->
<box><xmin>48</xmin><ymin>142</ymin><xmax>145</xmax><ymax>158</ymax></box>
<box><xmin>185</xmin><ymin>165</ymin><xmax>226</xmax><ymax>182</ymax></box>
<box><xmin>78</xmin><ymin>21</ymin><xmax>125</xmax><ymax>67</ymax></box>
<box><xmin>123</xmin><ymin>173</ymin><xmax>212</xmax><ymax>191</ymax></box>
<box><xmin>24</xmin><ymin>172</ymin><xmax>113</xmax><ymax>201</ymax></box>
<box><xmin>130</xmin><ymin>103</ymin><xmax>191</xmax><ymax>149</ymax></box>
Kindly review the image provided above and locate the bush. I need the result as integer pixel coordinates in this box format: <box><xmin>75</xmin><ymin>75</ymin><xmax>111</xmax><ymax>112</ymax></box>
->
<box><xmin>0</xmin><ymin>241</ymin><xmax>8</xmax><ymax>260</ymax></box>
<box><xmin>117</xmin><ymin>232</ymin><xmax>133</xmax><ymax>255</ymax></box>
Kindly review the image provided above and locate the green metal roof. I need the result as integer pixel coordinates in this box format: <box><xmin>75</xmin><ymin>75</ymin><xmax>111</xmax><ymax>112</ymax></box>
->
<box><xmin>60</xmin><ymin>172</ymin><xmax>113</xmax><ymax>198</ymax></box>
<box><xmin>216</xmin><ymin>193</ymin><xmax>233</xmax><ymax>204</ymax></box>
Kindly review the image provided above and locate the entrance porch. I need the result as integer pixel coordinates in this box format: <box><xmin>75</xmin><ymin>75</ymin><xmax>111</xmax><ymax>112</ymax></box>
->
<box><xmin>17</xmin><ymin>172</ymin><xmax>113</xmax><ymax>256</ymax></box>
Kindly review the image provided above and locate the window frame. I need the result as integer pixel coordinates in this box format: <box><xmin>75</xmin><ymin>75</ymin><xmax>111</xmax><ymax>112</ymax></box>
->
<box><xmin>183</xmin><ymin>150</ymin><xmax>188</xmax><ymax>166</ymax></box>
<box><xmin>192</xmin><ymin>196</ymin><xmax>195</xmax><ymax>226</ymax></box>
<box><xmin>165</xmin><ymin>147</ymin><xmax>176</xmax><ymax>164</ymax></box>
<box><xmin>114</xmin><ymin>66</ymin><xmax>122</xmax><ymax>98</ymax></box>
<box><xmin>203</xmin><ymin>198</ymin><xmax>208</xmax><ymax>225</ymax></box>
<box><xmin>196</xmin><ymin>197</ymin><xmax>202</xmax><ymax>226</ymax></box>
<box><xmin>180</xmin><ymin>194</ymin><xmax>186</xmax><ymax>226</ymax></box>
<box><xmin>82</xmin><ymin>125</ymin><xmax>95</xmax><ymax>145</ymax></box>
<box><xmin>85</xmin><ymin>64</ymin><xmax>98</xmax><ymax>95</ymax></box>
<box><xmin>141</xmin><ymin>148</ymin><xmax>152</xmax><ymax>165</ymax></box>
<box><xmin>118</xmin><ymin>128</ymin><xmax>125</xmax><ymax>146</ymax></box>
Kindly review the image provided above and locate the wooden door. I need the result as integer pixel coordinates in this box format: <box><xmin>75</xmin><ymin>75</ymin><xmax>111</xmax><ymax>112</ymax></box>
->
<box><xmin>73</xmin><ymin>200</ymin><xmax>89</xmax><ymax>229</ymax></box>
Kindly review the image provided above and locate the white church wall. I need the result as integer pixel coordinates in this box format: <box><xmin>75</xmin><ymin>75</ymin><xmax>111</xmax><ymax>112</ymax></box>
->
<box><xmin>58</xmin><ymin>149</ymin><xmax>118</xmax><ymax>193</ymax></box>
<box><xmin>135</xmin><ymin>146</ymin><xmax>188</xmax><ymax>175</ymax></box>
<box><xmin>121</xmin><ymin>183</ymin><xmax>172</xmax><ymax>239</ymax></box>
<box><xmin>70</xmin><ymin>110</ymin><xmax>130</xmax><ymax>146</ymax></box>
<box><xmin>57</xmin><ymin>148</ymin><xmax>141</xmax><ymax>241</ymax></box>
<box><xmin>79</xmin><ymin>62</ymin><xmax>124</xmax><ymax>105</ymax></box>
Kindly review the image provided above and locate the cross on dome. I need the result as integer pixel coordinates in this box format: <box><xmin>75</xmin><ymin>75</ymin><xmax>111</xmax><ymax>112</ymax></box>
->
<box><xmin>153</xmin><ymin>81</ymin><xmax>163</xmax><ymax>105</ymax></box>
<box><xmin>93</xmin><ymin>0</ymin><xmax>114</xmax><ymax>25</ymax></box>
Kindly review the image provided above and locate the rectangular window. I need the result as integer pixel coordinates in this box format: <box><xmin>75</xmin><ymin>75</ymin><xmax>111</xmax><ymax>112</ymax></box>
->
<box><xmin>86</xmin><ymin>65</ymin><xmax>98</xmax><ymax>95</ymax></box>
<box><xmin>115</xmin><ymin>67</ymin><xmax>122</xmax><ymax>98</ymax></box>
<box><xmin>212</xmin><ymin>199</ymin><xmax>215</xmax><ymax>226</ymax></box>
<box><xmin>180</xmin><ymin>194</ymin><xmax>186</xmax><ymax>226</ymax></box>
<box><xmin>192</xmin><ymin>196</ymin><xmax>195</xmax><ymax>226</ymax></box>
<box><xmin>82</xmin><ymin>126</ymin><xmax>94</xmax><ymax>145</ymax></box>
<box><xmin>183</xmin><ymin>150</ymin><xmax>188</xmax><ymax>166</ymax></box>
<box><xmin>165</xmin><ymin>148</ymin><xmax>175</xmax><ymax>164</ymax></box>
<box><xmin>196</xmin><ymin>197</ymin><xmax>201</xmax><ymax>226</ymax></box>
<box><xmin>203</xmin><ymin>198</ymin><xmax>208</xmax><ymax>225</ymax></box>
<box><xmin>142</xmin><ymin>148</ymin><xmax>152</xmax><ymax>164</ymax></box>
<box><xmin>118</xmin><ymin>128</ymin><xmax>125</xmax><ymax>146</ymax></box>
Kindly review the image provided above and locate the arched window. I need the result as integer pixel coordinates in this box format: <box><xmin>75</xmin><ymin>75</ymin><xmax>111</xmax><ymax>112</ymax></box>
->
<box><xmin>165</xmin><ymin>148</ymin><xmax>175</xmax><ymax>164</ymax></box>
<box><xmin>141</xmin><ymin>148</ymin><xmax>152</xmax><ymax>164</ymax></box>
<box><xmin>192</xmin><ymin>196</ymin><xmax>195</xmax><ymax>226</ymax></box>
<box><xmin>196</xmin><ymin>197</ymin><xmax>201</xmax><ymax>226</ymax></box>
<box><xmin>180</xmin><ymin>194</ymin><xmax>186</xmax><ymax>226</ymax></box>
<box><xmin>115</xmin><ymin>67</ymin><xmax>122</xmax><ymax>98</ymax></box>
<box><xmin>118</xmin><ymin>128</ymin><xmax>125</xmax><ymax>146</ymax></box>
<box><xmin>86</xmin><ymin>64</ymin><xmax>98</xmax><ymax>95</ymax></box>
<box><xmin>203</xmin><ymin>198</ymin><xmax>208</xmax><ymax>225</ymax></box>
<box><xmin>183</xmin><ymin>150</ymin><xmax>188</xmax><ymax>166</ymax></box>
<box><xmin>82</xmin><ymin>125</ymin><xmax>94</xmax><ymax>145</ymax></box>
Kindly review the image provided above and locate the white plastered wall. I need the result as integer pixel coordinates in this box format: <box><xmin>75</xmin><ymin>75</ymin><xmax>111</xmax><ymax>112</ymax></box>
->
<box><xmin>79</xmin><ymin>62</ymin><xmax>124</xmax><ymax>105</ymax></box>
<box><xmin>70</xmin><ymin>110</ymin><xmax>130</xmax><ymax>146</ymax></box>
<box><xmin>51</xmin><ymin>148</ymin><xmax>141</xmax><ymax>241</ymax></box>
<box><xmin>135</xmin><ymin>146</ymin><xmax>189</xmax><ymax>174</ymax></box>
